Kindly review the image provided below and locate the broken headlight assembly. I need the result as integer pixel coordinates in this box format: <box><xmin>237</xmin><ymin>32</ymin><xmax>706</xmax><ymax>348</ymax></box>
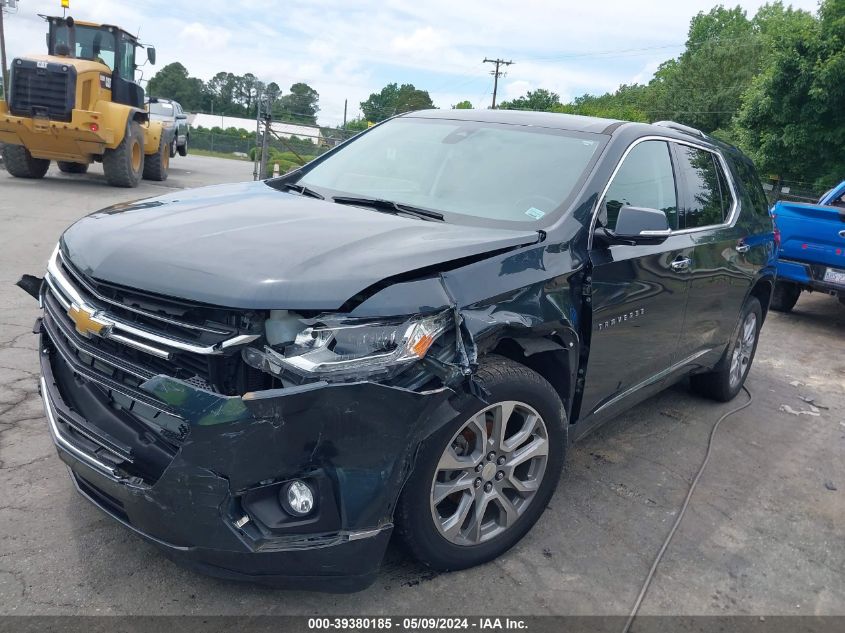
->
<box><xmin>242</xmin><ymin>311</ymin><xmax>452</xmax><ymax>382</ymax></box>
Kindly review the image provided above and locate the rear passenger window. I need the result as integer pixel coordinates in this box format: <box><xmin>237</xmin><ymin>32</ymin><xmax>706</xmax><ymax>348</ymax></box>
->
<box><xmin>674</xmin><ymin>145</ymin><xmax>733</xmax><ymax>229</ymax></box>
<box><xmin>603</xmin><ymin>141</ymin><xmax>678</xmax><ymax>231</ymax></box>
<box><xmin>732</xmin><ymin>158</ymin><xmax>770</xmax><ymax>216</ymax></box>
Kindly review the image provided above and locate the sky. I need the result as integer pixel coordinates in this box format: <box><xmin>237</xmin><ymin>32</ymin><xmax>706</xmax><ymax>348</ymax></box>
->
<box><xmin>2</xmin><ymin>0</ymin><xmax>822</xmax><ymax>126</ymax></box>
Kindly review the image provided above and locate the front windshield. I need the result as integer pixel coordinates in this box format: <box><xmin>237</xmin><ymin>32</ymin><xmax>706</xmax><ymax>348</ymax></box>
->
<box><xmin>53</xmin><ymin>25</ymin><xmax>116</xmax><ymax>71</ymax></box>
<box><xmin>298</xmin><ymin>117</ymin><xmax>605</xmax><ymax>227</ymax></box>
<box><xmin>147</xmin><ymin>102</ymin><xmax>175</xmax><ymax>119</ymax></box>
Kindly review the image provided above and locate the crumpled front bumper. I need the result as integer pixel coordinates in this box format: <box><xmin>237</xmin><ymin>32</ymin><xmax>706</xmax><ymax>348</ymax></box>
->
<box><xmin>37</xmin><ymin>324</ymin><xmax>466</xmax><ymax>590</ymax></box>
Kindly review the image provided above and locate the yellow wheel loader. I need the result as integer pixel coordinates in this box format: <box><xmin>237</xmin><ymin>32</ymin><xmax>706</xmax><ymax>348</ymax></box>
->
<box><xmin>0</xmin><ymin>15</ymin><xmax>171</xmax><ymax>187</ymax></box>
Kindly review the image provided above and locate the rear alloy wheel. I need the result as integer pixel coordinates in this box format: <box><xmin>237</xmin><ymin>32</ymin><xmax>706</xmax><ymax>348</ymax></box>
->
<box><xmin>2</xmin><ymin>144</ymin><xmax>50</xmax><ymax>179</ymax></box>
<box><xmin>57</xmin><ymin>161</ymin><xmax>89</xmax><ymax>174</ymax></box>
<box><xmin>770</xmin><ymin>281</ymin><xmax>801</xmax><ymax>313</ymax></box>
<box><xmin>396</xmin><ymin>356</ymin><xmax>566</xmax><ymax>570</ymax></box>
<box><xmin>691</xmin><ymin>296</ymin><xmax>762</xmax><ymax>401</ymax></box>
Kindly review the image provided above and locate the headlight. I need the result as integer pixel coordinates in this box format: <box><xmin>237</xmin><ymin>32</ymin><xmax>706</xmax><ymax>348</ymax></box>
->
<box><xmin>243</xmin><ymin>311</ymin><xmax>452</xmax><ymax>381</ymax></box>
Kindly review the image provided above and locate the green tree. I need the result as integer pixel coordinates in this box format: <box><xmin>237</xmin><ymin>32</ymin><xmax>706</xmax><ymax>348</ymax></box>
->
<box><xmin>146</xmin><ymin>62</ymin><xmax>204</xmax><ymax>110</ymax></box>
<box><xmin>452</xmin><ymin>100</ymin><xmax>473</xmax><ymax>109</ymax></box>
<box><xmin>555</xmin><ymin>85</ymin><xmax>650</xmax><ymax>121</ymax></box>
<box><xmin>498</xmin><ymin>88</ymin><xmax>561</xmax><ymax>111</ymax></box>
<box><xmin>205</xmin><ymin>72</ymin><xmax>238</xmax><ymax>114</ymax></box>
<box><xmin>736</xmin><ymin>0</ymin><xmax>843</xmax><ymax>185</ymax></box>
<box><xmin>646</xmin><ymin>6</ymin><xmax>762</xmax><ymax>132</ymax></box>
<box><xmin>277</xmin><ymin>82</ymin><xmax>320</xmax><ymax>124</ymax></box>
<box><xmin>360</xmin><ymin>83</ymin><xmax>435</xmax><ymax>122</ymax></box>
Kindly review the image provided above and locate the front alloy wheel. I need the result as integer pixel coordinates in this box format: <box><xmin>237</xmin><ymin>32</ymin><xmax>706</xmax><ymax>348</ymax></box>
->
<box><xmin>431</xmin><ymin>401</ymin><xmax>549</xmax><ymax>545</ymax></box>
<box><xmin>396</xmin><ymin>356</ymin><xmax>566</xmax><ymax>571</ymax></box>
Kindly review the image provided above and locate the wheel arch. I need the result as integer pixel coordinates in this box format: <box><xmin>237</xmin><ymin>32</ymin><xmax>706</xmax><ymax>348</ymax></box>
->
<box><xmin>747</xmin><ymin>273</ymin><xmax>775</xmax><ymax>322</ymax></box>
<box><xmin>486</xmin><ymin>335</ymin><xmax>577</xmax><ymax>423</ymax></box>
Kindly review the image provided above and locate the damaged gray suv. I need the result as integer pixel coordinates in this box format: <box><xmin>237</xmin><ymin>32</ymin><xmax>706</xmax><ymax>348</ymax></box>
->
<box><xmin>27</xmin><ymin>110</ymin><xmax>775</xmax><ymax>590</ymax></box>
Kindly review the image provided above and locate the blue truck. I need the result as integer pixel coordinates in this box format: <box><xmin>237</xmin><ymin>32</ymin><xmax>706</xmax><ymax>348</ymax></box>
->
<box><xmin>770</xmin><ymin>180</ymin><xmax>845</xmax><ymax>312</ymax></box>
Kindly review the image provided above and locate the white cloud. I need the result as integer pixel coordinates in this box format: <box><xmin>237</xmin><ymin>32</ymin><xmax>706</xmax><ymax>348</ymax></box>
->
<box><xmin>178</xmin><ymin>23</ymin><xmax>232</xmax><ymax>50</ymax></box>
<box><xmin>392</xmin><ymin>27</ymin><xmax>448</xmax><ymax>54</ymax></box>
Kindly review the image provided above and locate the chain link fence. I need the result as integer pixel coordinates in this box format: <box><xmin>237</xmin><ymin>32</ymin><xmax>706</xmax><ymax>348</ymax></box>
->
<box><xmin>188</xmin><ymin>124</ymin><xmax>359</xmax><ymax>176</ymax></box>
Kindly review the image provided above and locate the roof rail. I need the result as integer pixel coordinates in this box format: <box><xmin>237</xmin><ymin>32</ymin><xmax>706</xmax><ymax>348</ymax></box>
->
<box><xmin>654</xmin><ymin>121</ymin><xmax>706</xmax><ymax>138</ymax></box>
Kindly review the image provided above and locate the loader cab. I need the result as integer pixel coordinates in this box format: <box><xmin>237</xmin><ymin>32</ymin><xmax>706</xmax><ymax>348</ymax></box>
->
<box><xmin>45</xmin><ymin>16</ymin><xmax>150</xmax><ymax>109</ymax></box>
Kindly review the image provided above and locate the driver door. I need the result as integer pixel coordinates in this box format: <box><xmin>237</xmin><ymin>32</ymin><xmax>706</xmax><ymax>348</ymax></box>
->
<box><xmin>579</xmin><ymin>140</ymin><xmax>692</xmax><ymax>424</ymax></box>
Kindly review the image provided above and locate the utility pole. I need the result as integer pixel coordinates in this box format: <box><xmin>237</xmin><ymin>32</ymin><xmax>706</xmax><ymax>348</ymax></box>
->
<box><xmin>482</xmin><ymin>57</ymin><xmax>513</xmax><ymax>109</ymax></box>
<box><xmin>258</xmin><ymin>97</ymin><xmax>271</xmax><ymax>180</ymax></box>
<box><xmin>0</xmin><ymin>0</ymin><xmax>12</xmax><ymax>100</ymax></box>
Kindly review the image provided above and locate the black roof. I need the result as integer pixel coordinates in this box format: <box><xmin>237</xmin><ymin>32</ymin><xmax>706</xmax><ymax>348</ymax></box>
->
<box><xmin>402</xmin><ymin>109</ymin><xmax>621</xmax><ymax>134</ymax></box>
<box><xmin>401</xmin><ymin>109</ymin><xmax>720</xmax><ymax>147</ymax></box>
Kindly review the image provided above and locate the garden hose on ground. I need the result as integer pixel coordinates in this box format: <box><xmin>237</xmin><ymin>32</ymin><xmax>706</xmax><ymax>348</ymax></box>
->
<box><xmin>622</xmin><ymin>386</ymin><xmax>754</xmax><ymax>633</ymax></box>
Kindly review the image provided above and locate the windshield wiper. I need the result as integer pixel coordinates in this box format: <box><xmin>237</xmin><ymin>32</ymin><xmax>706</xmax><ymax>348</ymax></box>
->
<box><xmin>279</xmin><ymin>183</ymin><xmax>324</xmax><ymax>199</ymax></box>
<box><xmin>332</xmin><ymin>196</ymin><xmax>445</xmax><ymax>222</ymax></box>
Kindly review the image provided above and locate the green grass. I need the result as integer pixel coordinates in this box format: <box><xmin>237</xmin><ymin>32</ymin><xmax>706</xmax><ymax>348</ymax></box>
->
<box><xmin>190</xmin><ymin>149</ymin><xmax>251</xmax><ymax>161</ymax></box>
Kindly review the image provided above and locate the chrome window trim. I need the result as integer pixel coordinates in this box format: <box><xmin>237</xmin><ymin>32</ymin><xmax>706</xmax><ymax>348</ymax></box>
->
<box><xmin>46</xmin><ymin>246</ymin><xmax>259</xmax><ymax>356</ymax></box>
<box><xmin>588</xmin><ymin>135</ymin><xmax>740</xmax><ymax>250</ymax></box>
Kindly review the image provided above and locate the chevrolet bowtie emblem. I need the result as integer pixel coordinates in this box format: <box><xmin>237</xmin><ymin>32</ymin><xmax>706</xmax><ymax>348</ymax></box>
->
<box><xmin>67</xmin><ymin>305</ymin><xmax>110</xmax><ymax>338</ymax></box>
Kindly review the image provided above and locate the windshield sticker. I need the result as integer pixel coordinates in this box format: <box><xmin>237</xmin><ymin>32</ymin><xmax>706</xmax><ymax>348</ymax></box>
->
<box><xmin>525</xmin><ymin>207</ymin><xmax>546</xmax><ymax>220</ymax></box>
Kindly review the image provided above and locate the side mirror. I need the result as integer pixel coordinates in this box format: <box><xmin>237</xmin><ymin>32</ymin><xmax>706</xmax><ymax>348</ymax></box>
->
<box><xmin>594</xmin><ymin>206</ymin><xmax>671</xmax><ymax>246</ymax></box>
<box><xmin>147</xmin><ymin>47</ymin><xmax>156</xmax><ymax>65</ymax></box>
<box><xmin>176</xmin><ymin>113</ymin><xmax>187</xmax><ymax>120</ymax></box>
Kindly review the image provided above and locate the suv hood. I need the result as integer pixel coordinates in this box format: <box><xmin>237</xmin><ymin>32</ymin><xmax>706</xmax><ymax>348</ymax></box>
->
<box><xmin>61</xmin><ymin>181</ymin><xmax>539</xmax><ymax>311</ymax></box>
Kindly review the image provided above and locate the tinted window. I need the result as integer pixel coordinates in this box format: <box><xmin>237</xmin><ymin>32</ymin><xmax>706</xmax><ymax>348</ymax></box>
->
<box><xmin>675</xmin><ymin>146</ymin><xmax>731</xmax><ymax>229</ymax></box>
<box><xmin>147</xmin><ymin>102</ymin><xmax>175</xmax><ymax>118</ymax></box>
<box><xmin>732</xmin><ymin>157</ymin><xmax>769</xmax><ymax>216</ymax></box>
<box><xmin>299</xmin><ymin>118</ymin><xmax>605</xmax><ymax>227</ymax></box>
<box><xmin>603</xmin><ymin>141</ymin><xmax>678</xmax><ymax>231</ymax></box>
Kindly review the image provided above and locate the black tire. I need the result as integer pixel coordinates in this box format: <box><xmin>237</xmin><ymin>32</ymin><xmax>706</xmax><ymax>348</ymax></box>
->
<box><xmin>1</xmin><ymin>144</ymin><xmax>50</xmax><ymax>179</ymax></box>
<box><xmin>691</xmin><ymin>296</ymin><xmax>762</xmax><ymax>402</ymax></box>
<box><xmin>395</xmin><ymin>355</ymin><xmax>567</xmax><ymax>571</ymax></box>
<box><xmin>170</xmin><ymin>138</ymin><xmax>178</xmax><ymax>158</ymax></box>
<box><xmin>57</xmin><ymin>161</ymin><xmax>89</xmax><ymax>174</ymax></box>
<box><xmin>102</xmin><ymin>122</ymin><xmax>144</xmax><ymax>188</ymax></box>
<box><xmin>770</xmin><ymin>281</ymin><xmax>801</xmax><ymax>313</ymax></box>
<box><xmin>178</xmin><ymin>135</ymin><xmax>188</xmax><ymax>157</ymax></box>
<box><xmin>142</xmin><ymin>134</ymin><xmax>170</xmax><ymax>182</ymax></box>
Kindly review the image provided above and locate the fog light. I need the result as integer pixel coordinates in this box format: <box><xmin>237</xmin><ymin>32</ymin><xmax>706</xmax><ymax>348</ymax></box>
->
<box><xmin>283</xmin><ymin>480</ymin><xmax>314</xmax><ymax>516</ymax></box>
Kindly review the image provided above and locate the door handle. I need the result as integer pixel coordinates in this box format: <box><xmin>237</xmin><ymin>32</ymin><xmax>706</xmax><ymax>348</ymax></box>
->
<box><xmin>670</xmin><ymin>257</ymin><xmax>692</xmax><ymax>271</ymax></box>
<box><xmin>736</xmin><ymin>243</ymin><xmax>751</xmax><ymax>253</ymax></box>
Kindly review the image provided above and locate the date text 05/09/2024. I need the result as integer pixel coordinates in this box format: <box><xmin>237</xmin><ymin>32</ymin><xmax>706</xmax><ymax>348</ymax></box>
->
<box><xmin>307</xmin><ymin>617</ymin><xmax>528</xmax><ymax>630</ymax></box>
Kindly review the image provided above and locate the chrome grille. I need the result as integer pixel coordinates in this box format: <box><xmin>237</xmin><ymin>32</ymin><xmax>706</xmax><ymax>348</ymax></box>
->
<box><xmin>40</xmin><ymin>246</ymin><xmax>259</xmax><ymax>451</ymax></box>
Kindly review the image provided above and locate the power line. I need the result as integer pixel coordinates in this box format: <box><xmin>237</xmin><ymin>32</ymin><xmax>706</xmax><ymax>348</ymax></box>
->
<box><xmin>482</xmin><ymin>57</ymin><xmax>513</xmax><ymax>109</ymax></box>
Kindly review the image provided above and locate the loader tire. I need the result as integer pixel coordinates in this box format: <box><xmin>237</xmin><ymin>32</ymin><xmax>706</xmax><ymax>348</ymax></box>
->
<box><xmin>142</xmin><ymin>134</ymin><xmax>170</xmax><ymax>182</ymax></box>
<box><xmin>57</xmin><ymin>161</ymin><xmax>89</xmax><ymax>174</ymax></box>
<box><xmin>103</xmin><ymin>122</ymin><xmax>144</xmax><ymax>188</ymax></box>
<box><xmin>2</xmin><ymin>144</ymin><xmax>50</xmax><ymax>179</ymax></box>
